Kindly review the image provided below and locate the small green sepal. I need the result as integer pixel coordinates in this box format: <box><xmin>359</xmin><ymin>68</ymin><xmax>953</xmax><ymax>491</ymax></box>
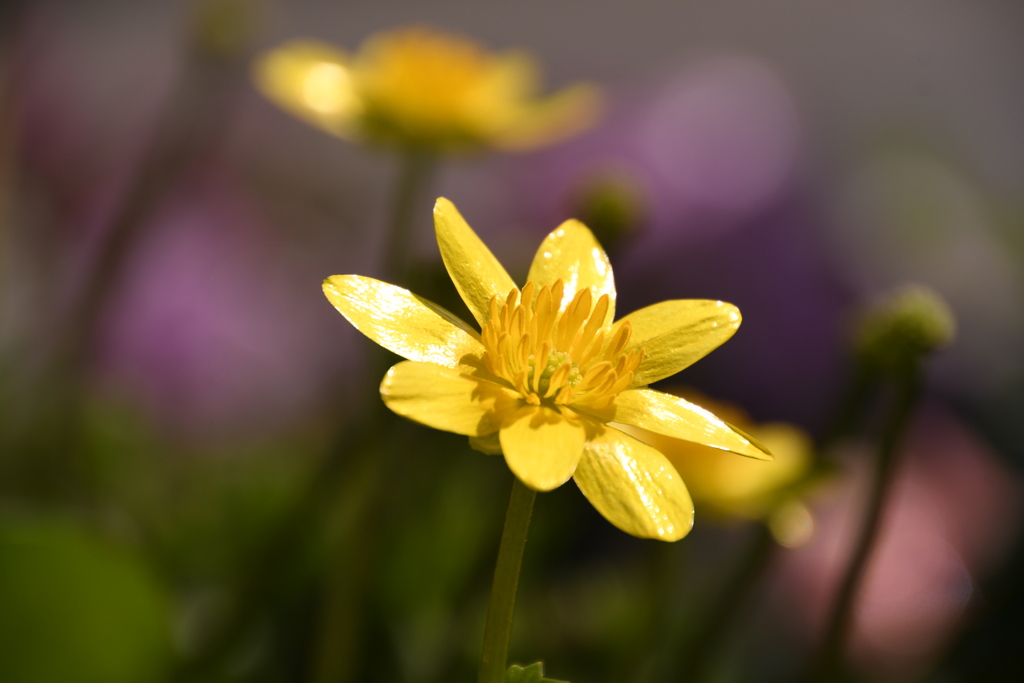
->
<box><xmin>506</xmin><ymin>661</ymin><xmax>570</xmax><ymax>683</ymax></box>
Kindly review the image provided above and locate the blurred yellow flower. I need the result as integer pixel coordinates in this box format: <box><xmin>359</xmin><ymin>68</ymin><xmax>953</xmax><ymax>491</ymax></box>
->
<box><xmin>323</xmin><ymin>198</ymin><xmax>771</xmax><ymax>541</ymax></box>
<box><xmin>254</xmin><ymin>26</ymin><xmax>601</xmax><ymax>151</ymax></box>
<box><xmin>621</xmin><ymin>392</ymin><xmax>815</xmax><ymax>545</ymax></box>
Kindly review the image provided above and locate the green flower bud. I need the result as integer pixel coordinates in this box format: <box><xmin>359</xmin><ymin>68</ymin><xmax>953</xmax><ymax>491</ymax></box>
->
<box><xmin>855</xmin><ymin>284</ymin><xmax>956</xmax><ymax>367</ymax></box>
<box><xmin>570</xmin><ymin>168</ymin><xmax>648</xmax><ymax>251</ymax></box>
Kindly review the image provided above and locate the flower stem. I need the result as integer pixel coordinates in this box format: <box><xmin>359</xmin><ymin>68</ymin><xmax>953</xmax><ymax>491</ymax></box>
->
<box><xmin>479</xmin><ymin>476</ymin><xmax>536</xmax><ymax>683</ymax></box>
<box><xmin>384</xmin><ymin>147</ymin><xmax>435</xmax><ymax>284</ymax></box>
<box><xmin>55</xmin><ymin>40</ymin><xmax>247</xmax><ymax>380</ymax></box>
<box><xmin>639</xmin><ymin>539</ymin><xmax>687</xmax><ymax>680</ymax></box>
<box><xmin>822</xmin><ymin>363</ymin><xmax>877</xmax><ymax>451</ymax></box>
<box><xmin>1</xmin><ymin>15</ymin><xmax>250</xmax><ymax>495</ymax></box>
<box><xmin>174</xmin><ymin>146</ymin><xmax>436</xmax><ymax>682</ymax></box>
<box><xmin>304</xmin><ymin>148</ymin><xmax>436</xmax><ymax>682</ymax></box>
<box><xmin>807</xmin><ymin>361</ymin><xmax>921</xmax><ymax>683</ymax></box>
<box><xmin>670</xmin><ymin>522</ymin><xmax>776</xmax><ymax>683</ymax></box>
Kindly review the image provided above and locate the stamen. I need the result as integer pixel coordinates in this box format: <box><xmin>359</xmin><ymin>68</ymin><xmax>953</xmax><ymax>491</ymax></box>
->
<box><xmin>516</xmin><ymin>333</ymin><xmax>530</xmax><ymax>363</ymax></box>
<box><xmin>580</xmin><ymin>361</ymin><xmax>612</xmax><ymax>388</ymax></box>
<box><xmin>532</xmin><ymin>341</ymin><xmax>551</xmax><ymax>393</ymax></box>
<box><xmin>577</xmin><ymin>329</ymin><xmax>606</xmax><ymax>367</ymax></box>
<box><xmin>504</xmin><ymin>350</ymin><xmax>518</xmax><ymax>380</ymax></box>
<box><xmin>557</xmin><ymin>288</ymin><xmax>591</xmax><ymax>350</ymax></box>
<box><xmin>613</xmin><ymin>354</ymin><xmax>629</xmax><ymax>375</ymax></box>
<box><xmin>479</xmin><ymin>282</ymin><xmax>644</xmax><ymax>409</ymax></box>
<box><xmin>550</xmin><ymin>279</ymin><xmax>565</xmax><ymax>312</ymax></box>
<box><xmin>520</xmin><ymin>281</ymin><xmax>536</xmax><ymax>308</ymax></box>
<box><xmin>609</xmin><ymin>321</ymin><xmax>632</xmax><ymax>356</ymax></box>
<box><xmin>545</xmin><ymin>361</ymin><xmax>572</xmax><ymax>398</ymax></box>
<box><xmin>572</xmin><ymin>294</ymin><xmax>608</xmax><ymax>357</ymax></box>
<box><xmin>608</xmin><ymin>372</ymin><xmax>633</xmax><ymax>396</ymax></box>
<box><xmin>592</xmin><ymin>372</ymin><xmax>617</xmax><ymax>396</ymax></box>
<box><xmin>509</xmin><ymin>306</ymin><xmax>523</xmax><ymax>337</ymax></box>
<box><xmin>513</xmin><ymin>368</ymin><xmax>529</xmax><ymax>395</ymax></box>
<box><xmin>489</xmin><ymin>296</ymin><xmax>500</xmax><ymax>324</ymax></box>
<box><xmin>534</xmin><ymin>286</ymin><xmax>554</xmax><ymax>342</ymax></box>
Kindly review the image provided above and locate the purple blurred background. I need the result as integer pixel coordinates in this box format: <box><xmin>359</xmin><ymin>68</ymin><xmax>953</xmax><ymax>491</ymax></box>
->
<box><xmin>2</xmin><ymin>1</ymin><xmax>1023</xmax><ymax>681</ymax></box>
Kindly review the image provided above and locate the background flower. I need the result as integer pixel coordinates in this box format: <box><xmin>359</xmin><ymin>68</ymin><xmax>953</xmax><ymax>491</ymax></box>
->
<box><xmin>254</xmin><ymin>26</ymin><xmax>601</xmax><ymax>151</ymax></box>
<box><xmin>620</xmin><ymin>388</ymin><xmax>815</xmax><ymax>529</ymax></box>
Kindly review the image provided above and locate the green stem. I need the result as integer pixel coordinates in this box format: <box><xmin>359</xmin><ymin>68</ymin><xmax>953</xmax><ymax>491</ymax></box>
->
<box><xmin>384</xmin><ymin>147</ymin><xmax>435</xmax><ymax>284</ymax></box>
<box><xmin>304</xmin><ymin>148</ymin><xmax>436</xmax><ymax>681</ymax></box>
<box><xmin>651</xmin><ymin>524</ymin><xmax>770</xmax><ymax>683</ymax></box>
<box><xmin>807</xmin><ymin>361</ymin><xmax>921</xmax><ymax>683</ymax></box>
<box><xmin>310</xmin><ymin>444</ymin><xmax>388</xmax><ymax>683</ymax></box>
<box><xmin>657</xmin><ymin>523</ymin><xmax>775</xmax><ymax>683</ymax></box>
<box><xmin>479</xmin><ymin>476</ymin><xmax>536</xmax><ymax>683</ymax></box>
<box><xmin>175</xmin><ymin>146</ymin><xmax>437</xmax><ymax>682</ymax></box>
<box><xmin>822</xmin><ymin>363</ymin><xmax>877</xmax><ymax>451</ymax></box>
<box><xmin>1</xmin><ymin>23</ymin><xmax>250</xmax><ymax>498</ymax></box>
<box><xmin>58</xmin><ymin>49</ymin><xmax>245</xmax><ymax>379</ymax></box>
<box><xmin>640</xmin><ymin>539</ymin><xmax>686</xmax><ymax>680</ymax></box>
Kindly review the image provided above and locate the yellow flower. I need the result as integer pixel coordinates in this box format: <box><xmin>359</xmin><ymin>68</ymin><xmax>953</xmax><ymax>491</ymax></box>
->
<box><xmin>621</xmin><ymin>391</ymin><xmax>815</xmax><ymax>545</ymax></box>
<box><xmin>254</xmin><ymin>26</ymin><xmax>601</xmax><ymax>151</ymax></box>
<box><xmin>322</xmin><ymin>199</ymin><xmax>771</xmax><ymax>540</ymax></box>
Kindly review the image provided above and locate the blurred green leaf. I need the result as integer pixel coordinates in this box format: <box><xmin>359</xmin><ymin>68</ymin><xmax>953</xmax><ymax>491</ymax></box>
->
<box><xmin>0</xmin><ymin>515</ymin><xmax>173</xmax><ymax>683</ymax></box>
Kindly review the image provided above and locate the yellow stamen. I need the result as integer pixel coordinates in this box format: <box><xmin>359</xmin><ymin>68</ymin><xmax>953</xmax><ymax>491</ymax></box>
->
<box><xmin>479</xmin><ymin>279</ymin><xmax>644</xmax><ymax>409</ymax></box>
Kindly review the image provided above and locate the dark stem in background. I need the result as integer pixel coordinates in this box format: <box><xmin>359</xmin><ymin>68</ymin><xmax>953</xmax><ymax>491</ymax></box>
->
<box><xmin>0</xmin><ymin>14</ymin><xmax>253</xmax><ymax>497</ymax></box>
<box><xmin>821</xmin><ymin>363</ymin><xmax>878</xmax><ymax>452</ymax></box>
<box><xmin>656</xmin><ymin>523</ymin><xmax>776</xmax><ymax>683</ymax></box>
<box><xmin>308</xmin><ymin>406</ymin><xmax>408</xmax><ymax>683</ymax></box>
<box><xmin>639</xmin><ymin>536</ymin><xmax>687</xmax><ymax>681</ymax></box>
<box><xmin>0</xmin><ymin>5</ymin><xmax>23</xmax><ymax>278</ymax></box>
<box><xmin>308</xmin><ymin>146</ymin><xmax>436</xmax><ymax>682</ymax></box>
<box><xmin>50</xmin><ymin>42</ymin><xmax>249</xmax><ymax>380</ymax></box>
<box><xmin>177</xmin><ymin>146</ymin><xmax>438</xmax><ymax>681</ymax></box>
<box><xmin>0</xmin><ymin>2</ymin><xmax>35</xmax><ymax>423</ymax></box>
<box><xmin>310</xmin><ymin>418</ymin><xmax>401</xmax><ymax>683</ymax></box>
<box><xmin>383</xmin><ymin>146</ymin><xmax>435</xmax><ymax>284</ymax></box>
<box><xmin>478</xmin><ymin>476</ymin><xmax>536</xmax><ymax>683</ymax></box>
<box><xmin>806</xmin><ymin>361</ymin><xmax>921</xmax><ymax>683</ymax></box>
<box><xmin>168</xmin><ymin>412</ymin><xmax>384</xmax><ymax>683</ymax></box>
<box><xmin>631</xmin><ymin>533</ymin><xmax>689</xmax><ymax>683</ymax></box>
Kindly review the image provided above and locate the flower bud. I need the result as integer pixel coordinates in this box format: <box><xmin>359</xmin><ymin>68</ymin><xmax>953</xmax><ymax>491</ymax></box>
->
<box><xmin>570</xmin><ymin>169</ymin><xmax>648</xmax><ymax>251</ymax></box>
<box><xmin>855</xmin><ymin>284</ymin><xmax>955</xmax><ymax>367</ymax></box>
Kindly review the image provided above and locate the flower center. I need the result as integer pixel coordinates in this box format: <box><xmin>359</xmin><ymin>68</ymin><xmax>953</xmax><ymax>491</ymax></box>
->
<box><xmin>480</xmin><ymin>279</ymin><xmax>644</xmax><ymax>409</ymax></box>
<box><xmin>360</xmin><ymin>28</ymin><xmax>489</xmax><ymax>125</ymax></box>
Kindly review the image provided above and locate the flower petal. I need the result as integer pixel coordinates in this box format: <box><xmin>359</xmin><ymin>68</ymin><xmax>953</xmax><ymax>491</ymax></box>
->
<box><xmin>614</xmin><ymin>300</ymin><xmax>742</xmax><ymax>386</ymax></box>
<box><xmin>434</xmin><ymin>198</ymin><xmax>518</xmax><ymax>327</ymax></box>
<box><xmin>492</xmin><ymin>83</ymin><xmax>603</xmax><ymax>151</ymax></box>
<box><xmin>380</xmin><ymin>361</ymin><xmax>517</xmax><ymax>436</ymax></box>
<box><xmin>499</xmin><ymin>406</ymin><xmax>585</xmax><ymax>491</ymax></box>
<box><xmin>323</xmin><ymin>275</ymin><xmax>483</xmax><ymax>368</ymax></box>
<box><xmin>483</xmin><ymin>51</ymin><xmax>539</xmax><ymax>101</ymax></box>
<box><xmin>573</xmin><ymin>423</ymin><xmax>693</xmax><ymax>541</ymax></box>
<box><xmin>527</xmin><ymin>219</ymin><xmax>616</xmax><ymax>325</ymax></box>
<box><xmin>606</xmin><ymin>389</ymin><xmax>772</xmax><ymax>460</ymax></box>
<box><xmin>253</xmin><ymin>41</ymin><xmax>363</xmax><ymax>140</ymax></box>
